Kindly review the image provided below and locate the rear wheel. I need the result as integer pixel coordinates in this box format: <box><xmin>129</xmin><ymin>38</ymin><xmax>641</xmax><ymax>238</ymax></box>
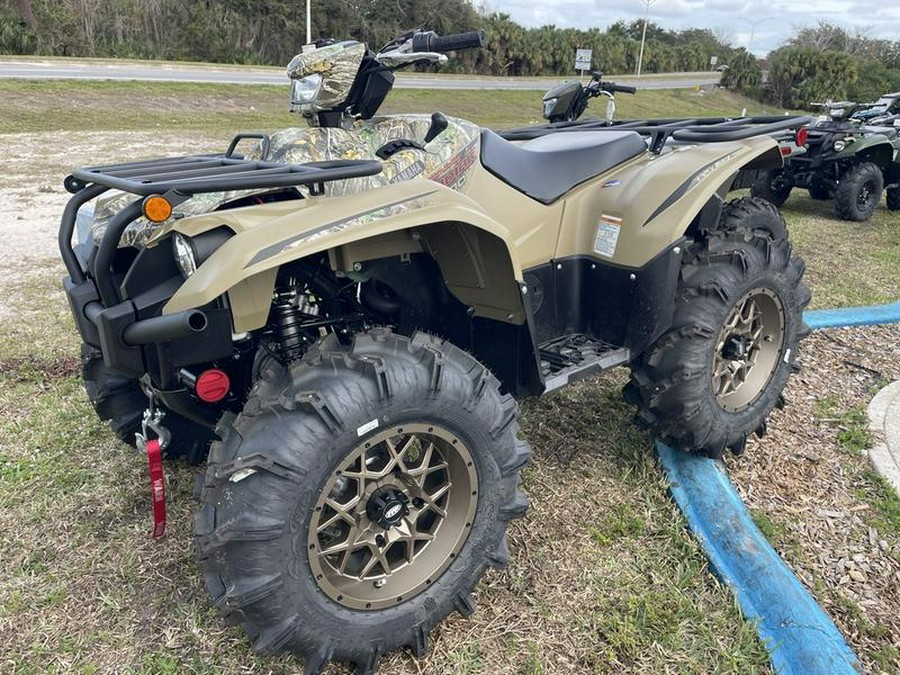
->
<box><xmin>625</xmin><ymin>197</ymin><xmax>809</xmax><ymax>457</ymax></box>
<box><xmin>750</xmin><ymin>169</ymin><xmax>792</xmax><ymax>207</ymax></box>
<box><xmin>80</xmin><ymin>344</ymin><xmax>214</xmax><ymax>462</ymax></box>
<box><xmin>195</xmin><ymin>329</ymin><xmax>530</xmax><ymax>674</ymax></box>
<box><xmin>835</xmin><ymin>162</ymin><xmax>883</xmax><ymax>221</ymax></box>
<box><xmin>886</xmin><ymin>186</ymin><xmax>900</xmax><ymax>211</ymax></box>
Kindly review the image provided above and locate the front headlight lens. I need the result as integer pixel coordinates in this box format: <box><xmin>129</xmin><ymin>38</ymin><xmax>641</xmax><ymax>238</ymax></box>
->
<box><xmin>172</xmin><ymin>233</ymin><xmax>197</xmax><ymax>278</ymax></box>
<box><xmin>542</xmin><ymin>97</ymin><xmax>558</xmax><ymax>119</ymax></box>
<box><xmin>291</xmin><ymin>73</ymin><xmax>323</xmax><ymax>107</ymax></box>
<box><xmin>833</xmin><ymin>139</ymin><xmax>846</xmax><ymax>152</ymax></box>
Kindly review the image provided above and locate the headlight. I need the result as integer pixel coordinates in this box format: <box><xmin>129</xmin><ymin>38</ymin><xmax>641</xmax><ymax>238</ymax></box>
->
<box><xmin>290</xmin><ymin>73</ymin><xmax>323</xmax><ymax>110</ymax></box>
<box><xmin>542</xmin><ymin>97</ymin><xmax>558</xmax><ymax>119</ymax></box>
<box><xmin>833</xmin><ymin>140</ymin><xmax>846</xmax><ymax>152</ymax></box>
<box><xmin>172</xmin><ymin>233</ymin><xmax>197</xmax><ymax>278</ymax></box>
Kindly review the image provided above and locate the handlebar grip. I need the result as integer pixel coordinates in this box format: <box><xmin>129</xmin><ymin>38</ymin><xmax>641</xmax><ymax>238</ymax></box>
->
<box><xmin>612</xmin><ymin>84</ymin><xmax>637</xmax><ymax>94</ymax></box>
<box><xmin>411</xmin><ymin>30</ymin><xmax>485</xmax><ymax>53</ymax></box>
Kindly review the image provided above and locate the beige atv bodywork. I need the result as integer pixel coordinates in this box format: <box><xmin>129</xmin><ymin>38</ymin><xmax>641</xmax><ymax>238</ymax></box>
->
<box><xmin>156</xmin><ymin>118</ymin><xmax>783</xmax><ymax>333</ymax></box>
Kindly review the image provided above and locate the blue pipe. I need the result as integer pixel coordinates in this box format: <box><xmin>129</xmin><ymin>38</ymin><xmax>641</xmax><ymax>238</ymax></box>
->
<box><xmin>653</xmin><ymin>302</ymin><xmax>900</xmax><ymax>674</ymax></box>
<box><xmin>656</xmin><ymin>443</ymin><xmax>861</xmax><ymax>674</ymax></box>
<box><xmin>804</xmin><ymin>301</ymin><xmax>900</xmax><ymax>330</ymax></box>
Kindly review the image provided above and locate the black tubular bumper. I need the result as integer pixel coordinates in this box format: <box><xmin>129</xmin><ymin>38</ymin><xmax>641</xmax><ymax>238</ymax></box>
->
<box><xmin>58</xmin><ymin>151</ymin><xmax>385</xmax><ymax>380</ymax></box>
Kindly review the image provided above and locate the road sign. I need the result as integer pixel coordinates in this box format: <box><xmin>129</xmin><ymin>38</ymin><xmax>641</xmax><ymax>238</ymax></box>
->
<box><xmin>575</xmin><ymin>49</ymin><xmax>592</xmax><ymax>72</ymax></box>
<box><xmin>710</xmin><ymin>55</ymin><xmax>718</xmax><ymax>66</ymax></box>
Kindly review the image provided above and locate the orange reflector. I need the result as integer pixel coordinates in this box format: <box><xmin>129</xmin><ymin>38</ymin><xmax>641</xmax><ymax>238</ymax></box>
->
<box><xmin>142</xmin><ymin>194</ymin><xmax>173</xmax><ymax>223</ymax></box>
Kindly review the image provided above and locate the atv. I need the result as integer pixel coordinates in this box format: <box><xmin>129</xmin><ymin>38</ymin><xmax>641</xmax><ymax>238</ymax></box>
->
<box><xmin>59</xmin><ymin>29</ymin><xmax>811</xmax><ymax>674</ymax></box>
<box><xmin>851</xmin><ymin>91</ymin><xmax>900</xmax><ymax>123</ymax></box>
<box><xmin>751</xmin><ymin>101</ymin><xmax>900</xmax><ymax>220</ymax></box>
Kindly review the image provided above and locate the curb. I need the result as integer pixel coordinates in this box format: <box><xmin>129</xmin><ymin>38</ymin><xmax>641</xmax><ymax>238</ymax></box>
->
<box><xmin>654</xmin><ymin>301</ymin><xmax>900</xmax><ymax>674</ymax></box>
<box><xmin>867</xmin><ymin>381</ymin><xmax>900</xmax><ymax>494</ymax></box>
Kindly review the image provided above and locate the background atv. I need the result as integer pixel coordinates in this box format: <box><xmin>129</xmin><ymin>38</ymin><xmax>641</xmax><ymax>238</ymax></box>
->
<box><xmin>851</xmin><ymin>91</ymin><xmax>900</xmax><ymax>123</ymax></box>
<box><xmin>752</xmin><ymin>103</ymin><xmax>900</xmax><ymax>220</ymax></box>
<box><xmin>59</xmin><ymin>29</ymin><xmax>811</xmax><ymax>675</ymax></box>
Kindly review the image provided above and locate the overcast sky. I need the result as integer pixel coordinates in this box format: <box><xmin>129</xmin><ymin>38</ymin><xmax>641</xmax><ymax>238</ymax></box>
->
<box><xmin>485</xmin><ymin>1</ymin><xmax>900</xmax><ymax>56</ymax></box>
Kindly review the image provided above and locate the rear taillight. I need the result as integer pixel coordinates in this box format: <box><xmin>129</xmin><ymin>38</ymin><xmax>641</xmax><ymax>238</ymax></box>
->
<box><xmin>794</xmin><ymin>126</ymin><xmax>808</xmax><ymax>147</ymax></box>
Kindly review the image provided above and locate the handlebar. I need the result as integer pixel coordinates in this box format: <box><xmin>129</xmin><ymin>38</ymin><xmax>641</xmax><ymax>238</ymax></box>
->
<box><xmin>411</xmin><ymin>30</ymin><xmax>485</xmax><ymax>53</ymax></box>
<box><xmin>594</xmin><ymin>81</ymin><xmax>636</xmax><ymax>95</ymax></box>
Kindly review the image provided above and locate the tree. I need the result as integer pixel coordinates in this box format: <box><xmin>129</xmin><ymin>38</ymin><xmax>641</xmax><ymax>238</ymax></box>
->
<box><xmin>720</xmin><ymin>48</ymin><xmax>761</xmax><ymax>92</ymax></box>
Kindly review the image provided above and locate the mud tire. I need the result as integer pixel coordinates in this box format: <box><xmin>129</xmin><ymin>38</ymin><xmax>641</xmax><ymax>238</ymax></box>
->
<box><xmin>625</xmin><ymin>197</ymin><xmax>810</xmax><ymax>458</ymax></box>
<box><xmin>194</xmin><ymin>329</ymin><xmax>530</xmax><ymax>674</ymax></box>
<box><xmin>80</xmin><ymin>343</ymin><xmax>214</xmax><ymax>462</ymax></box>
<box><xmin>807</xmin><ymin>178</ymin><xmax>831</xmax><ymax>200</ymax></box>
<box><xmin>886</xmin><ymin>186</ymin><xmax>900</xmax><ymax>211</ymax></box>
<box><xmin>750</xmin><ymin>169</ymin><xmax>792</xmax><ymax>207</ymax></box>
<box><xmin>835</xmin><ymin>162</ymin><xmax>883</xmax><ymax>221</ymax></box>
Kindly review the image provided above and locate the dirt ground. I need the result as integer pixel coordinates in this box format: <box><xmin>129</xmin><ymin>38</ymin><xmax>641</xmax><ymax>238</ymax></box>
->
<box><xmin>0</xmin><ymin>131</ymin><xmax>230</xmax><ymax>317</ymax></box>
<box><xmin>0</xmin><ymin>129</ymin><xmax>898</xmax><ymax>674</ymax></box>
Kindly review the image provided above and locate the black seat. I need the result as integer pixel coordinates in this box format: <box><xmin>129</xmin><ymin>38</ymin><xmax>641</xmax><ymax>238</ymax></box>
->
<box><xmin>480</xmin><ymin>129</ymin><xmax>647</xmax><ymax>204</ymax></box>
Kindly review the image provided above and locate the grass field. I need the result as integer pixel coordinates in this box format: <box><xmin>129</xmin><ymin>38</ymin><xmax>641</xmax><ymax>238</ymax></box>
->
<box><xmin>0</xmin><ymin>80</ymin><xmax>898</xmax><ymax>674</ymax></box>
<box><xmin>0</xmin><ymin>79</ymin><xmax>773</xmax><ymax>134</ymax></box>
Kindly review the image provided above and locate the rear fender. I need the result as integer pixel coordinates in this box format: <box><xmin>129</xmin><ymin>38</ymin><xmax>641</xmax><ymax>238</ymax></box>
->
<box><xmin>162</xmin><ymin>179</ymin><xmax>527</xmax><ymax>332</ymax></box>
<box><xmin>555</xmin><ymin>135</ymin><xmax>783</xmax><ymax>268</ymax></box>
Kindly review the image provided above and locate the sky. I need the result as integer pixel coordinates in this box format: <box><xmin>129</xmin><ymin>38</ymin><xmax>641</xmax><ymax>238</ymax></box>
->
<box><xmin>484</xmin><ymin>0</ymin><xmax>900</xmax><ymax>56</ymax></box>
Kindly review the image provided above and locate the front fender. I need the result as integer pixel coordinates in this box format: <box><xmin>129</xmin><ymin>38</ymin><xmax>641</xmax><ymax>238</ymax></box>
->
<box><xmin>163</xmin><ymin>179</ymin><xmax>523</xmax><ymax>332</ymax></box>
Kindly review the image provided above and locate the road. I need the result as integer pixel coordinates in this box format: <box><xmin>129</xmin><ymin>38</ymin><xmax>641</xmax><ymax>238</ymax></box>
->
<box><xmin>0</xmin><ymin>59</ymin><xmax>720</xmax><ymax>90</ymax></box>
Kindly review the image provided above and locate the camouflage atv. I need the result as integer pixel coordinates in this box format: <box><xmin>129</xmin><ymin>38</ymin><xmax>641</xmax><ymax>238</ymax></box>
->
<box><xmin>752</xmin><ymin>101</ymin><xmax>900</xmax><ymax>220</ymax></box>
<box><xmin>60</xmin><ymin>30</ymin><xmax>811</xmax><ymax>674</ymax></box>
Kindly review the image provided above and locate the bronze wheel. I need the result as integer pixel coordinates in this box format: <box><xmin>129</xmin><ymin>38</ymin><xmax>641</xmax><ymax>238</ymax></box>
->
<box><xmin>309</xmin><ymin>424</ymin><xmax>478</xmax><ymax>610</ymax></box>
<box><xmin>625</xmin><ymin>197</ymin><xmax>809</xmax><ymax>458</ymax></box>
<box><xmin>196</xmin><ymin>330</ymin><xmax>530</xmax><ymax>673</ymax></box>
<box><xmin>713</xmin><ymin>289</ymin><xmax>785</xmax><ymax>413</ymax></box>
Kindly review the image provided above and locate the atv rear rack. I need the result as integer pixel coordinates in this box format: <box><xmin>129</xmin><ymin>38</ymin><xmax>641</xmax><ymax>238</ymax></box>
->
<box><xmin>500</xmin><ymin>115</ymin><xmax>813</xmax><ymax>154</ymax></box>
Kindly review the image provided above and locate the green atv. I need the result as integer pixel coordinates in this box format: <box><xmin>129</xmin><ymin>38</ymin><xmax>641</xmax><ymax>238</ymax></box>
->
<box><xmin>60</xmin><ymin>30</ymin><xmax>811</xmax><ymax>674</ymax></box>
<box><xmin>751</xmin><ymin>102</ymin><xmax>900</xmax><ymax>220</ymax></box>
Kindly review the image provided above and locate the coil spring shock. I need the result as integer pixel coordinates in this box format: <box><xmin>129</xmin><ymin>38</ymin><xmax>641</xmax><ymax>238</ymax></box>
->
<box><xmin>271</xmin><ymin>276</ymin><xmax>320</xmax><ymax>362</ymax></box>
<box><xmin>272</xmin><ymin>298</ymin><xmax>307</xmax><ymax>362</ymax></box>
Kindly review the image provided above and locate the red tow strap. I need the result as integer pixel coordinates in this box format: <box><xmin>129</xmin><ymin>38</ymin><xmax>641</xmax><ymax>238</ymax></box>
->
<box><xmin>146</xmin><ymin>438</ymin><xmax>167</xmax><ymax>538</ymax></box>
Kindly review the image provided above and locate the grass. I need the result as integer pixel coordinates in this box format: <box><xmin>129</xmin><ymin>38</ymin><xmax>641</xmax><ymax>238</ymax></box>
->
<box><xmin>0</xmin><ymin>79</ymin><xmax>779</xmax><ymax>134</ymax></box>
<box><xmin>2</xmin><ymin>78</ymin><xmax>899</xmax><ymax>673</ymax></box>
<box><xmin>780</xmin><ymin>193</ymin><xmax>900</xmax><ymax>308</ymax></box>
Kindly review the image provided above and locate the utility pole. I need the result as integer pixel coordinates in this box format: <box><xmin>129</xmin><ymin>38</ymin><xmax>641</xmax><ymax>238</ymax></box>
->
<box><xmin>635</xmin><ymin>0</ymin><xmax>657</xmax><ymax>78</ymax></box>
<box><xmin>306</xmin><ymin>0</ymin><xmax>312</xmax><ymax>45</ymax></box>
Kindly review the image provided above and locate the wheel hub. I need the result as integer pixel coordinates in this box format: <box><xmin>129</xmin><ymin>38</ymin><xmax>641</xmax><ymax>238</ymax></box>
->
<box><xmin>721</xmin><ymin>334</ymin><xmax>750</xmax><ymax>361</ymax></box>
<box><xmin>307</xmin><ymin>423</ymin><xmax>478</xmax><ymax>610</ymax></box>
<box><xmin>713</xmin><ymin>288</ymin><xmax>786</xmax><ymax>413</ymax></box>
<box><xmin>367</xmin><ymin>487</ymin><xmax>411</xmax><ymax>529</ymax></box>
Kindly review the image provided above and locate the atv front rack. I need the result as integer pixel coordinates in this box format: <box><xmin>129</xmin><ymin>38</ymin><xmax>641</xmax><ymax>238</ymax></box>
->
<box><xmin>59</xmin><ymin>154</ymin><xmax>383</xmax><ymax>302</ymax></box>
<box><xmin>64</xmin><ymin>154</ymin><xmax>382</xmax><ymax>197</ymax></box>
<box><xmin>500</xmin><ymin>115</ymin><xmax>813</xmax><ymax>154</ymax></box>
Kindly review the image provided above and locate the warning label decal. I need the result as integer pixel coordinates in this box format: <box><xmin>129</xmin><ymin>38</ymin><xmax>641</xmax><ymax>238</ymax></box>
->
<box><xmin>594</xmin><ymin>214</ymin><xmax>622</xmax><ymax>258</ymax></box>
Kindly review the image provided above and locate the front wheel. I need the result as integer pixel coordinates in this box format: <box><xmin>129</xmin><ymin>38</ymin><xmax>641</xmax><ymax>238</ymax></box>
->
<box><xmin>195</xmin><ymin>329</ymin><xmax>530</xmax><ymax>674</ymax></box>
<box><xmin>625</xmin><ymin>197</ymin><xmax>810</xmax><ymax>457</ymax></box>
<box><xmin>835</xmin><ymin>162</ymin><xmax>883</xmax><ymax>221</ymax></box>
<box><xmin>750</xmin><ymin>169</ymin><xmax>793</xmax><ymax>207</ymax></box>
